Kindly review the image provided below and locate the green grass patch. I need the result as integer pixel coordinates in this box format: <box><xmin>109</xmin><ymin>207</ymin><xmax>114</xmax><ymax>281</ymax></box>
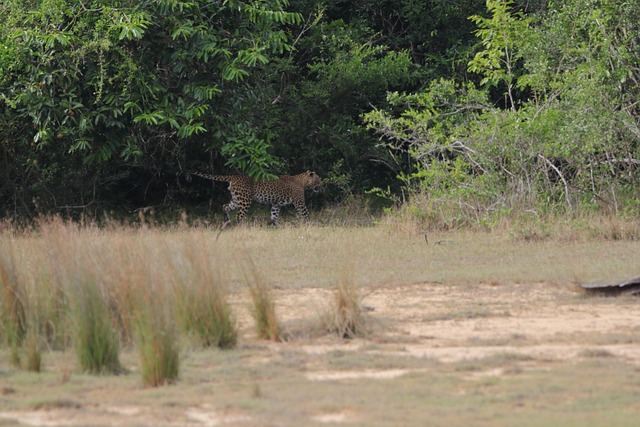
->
<box><xmin>134</xmin><ymin>309</ymin><xmax>180</xmax><ymax>387</ymax></box>
<box><xmin>70</xmin><ymin>279</ymin><xmax>121</xmax><ymax>375</ymax></box>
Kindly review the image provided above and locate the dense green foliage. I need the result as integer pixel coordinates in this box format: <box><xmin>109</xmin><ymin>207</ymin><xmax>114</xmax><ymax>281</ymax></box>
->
<box><xmin>1</xmin><ymin>0</ymin><xmax>303</xmax><ymax>215</ymax></box>
<box><xmin>1</xmin><ymin>0</ymin><xmax>638</xmax><ymax>220</ymax></box>
<box><xmin>365</xmin><ymin>0</ymin><xmax>640</xmax><ymax>222</ymax></box>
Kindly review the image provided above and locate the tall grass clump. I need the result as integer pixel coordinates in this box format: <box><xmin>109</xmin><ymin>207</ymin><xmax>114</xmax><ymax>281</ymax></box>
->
<box><xmin>97</xmin><ymin>229</ymin><xmax>181</xmax><ymax>386</ymax></box>
<box><xmin>69</xmin><ymin>277</ymin><xmax>121</xmax><ymax>374</ymax></box>
<box><xmin>180</xmin><ymin>286</ymin><xmax>237</xmax><ymax>348</ymax></box>
<box><xmin>134</xmin><ymin>310</ymin><xmax>180</xmax><ymax>387</ymax></box>
<box><xmin>1</xmin><ymin>223</ymin><xmax>75</xmax><ymax>370</ymax></box>
<box><xmin>0</xmin><ymin>239</ymin><xmax>57</xmax><ymax>372</ymax></box>
<box><xmin>23</xmin><ymin>328</ymin><xmax>42</xmax><ymax>372</ymax></box>
<box><xmin>133</xmin><ymin>285</ymin><xmax>180</xmax><ymax>387</ymax></box>
<box><xmin>171</xmin><ymin>243</ymin><xmax>237</xmax><ymax>348</ymax></box>
<box><xmin>245</xmin><ymin>265</ymin><xmax>282</xmax><ymax>342</ymax></box>
<box><xmin>35</xmin><ymin>218</ymin><xmax>121</xmax><ymax>374</ymax></box>
<box><xmin>323</xmin><ymin>277</ymin><xmax>369</xmax><ymax>339</ymax></box>
<box><xmin>0</xmin><ymin>247</ymin><xmax>27</xmax><ymax>366</ymax></box>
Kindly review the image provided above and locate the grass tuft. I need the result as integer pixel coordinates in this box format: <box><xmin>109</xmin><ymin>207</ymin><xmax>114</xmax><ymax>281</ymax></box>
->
<box><xmin>71</xmin><ymin>278</ymin><xmax>121</xmax><ymax>374</ymax></box>
<box><xmin>172</xmin><ymin>244</ymin><xmax>237</xmax><ymax>349</ymax></box>
<box><xmin>135</xmin><ymin>303</ymin><xmax>180</xmax><ymax>387</ymax></box>
<box><xmin>177</xmin><ymin>284</ymin><xmax>237</xmax><ymax>349</ymax></box>
<box><xmin>0</xmin><ymin>249</ymin><xmax>26</xmax><ymax>360</ymax></box>
<box><xmin>131</xmin><ymin>251</ymin><xmax>180</xmax><ymax>386</ymax></box>
<box><xmin>323</xmin><ymin>278</ymin><xmax>369</xmax><ymax>339</ymax></box>
<box><xmin>246</xmin><ymin>268</ymin><xmax>282</xmax><ymax>342</ymax></box>
<box><xmin>23</xmin><ymin>329</ymin><xmax>42</xmax><ymax>372</ymax></box>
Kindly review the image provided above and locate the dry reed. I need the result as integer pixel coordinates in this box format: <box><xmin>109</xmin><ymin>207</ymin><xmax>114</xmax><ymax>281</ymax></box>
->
<box><xmin>170</xmin><ymin>241</ymin><xmax>237</xmax><ymax>348</ymax></box>
<box><xmin>245</xmin><ymin>263</ymin><xmax>282</xmax><ymax>342</ymax></box>
<box><xmin>323</xmin><ymin>276</ymin><xmax>370</xmax><ymax>339</ymax></box>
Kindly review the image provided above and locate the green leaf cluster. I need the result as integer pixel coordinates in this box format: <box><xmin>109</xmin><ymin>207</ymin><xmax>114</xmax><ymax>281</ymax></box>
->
<box><xmin>364</xmin><ymin>0</ymin><xmax>640</xmax><ymax>216</ymax></box>
<box><xmin>0</xmin><ymin>0</ymin><xmax>301</xmax><ymax>215</ymax></box>
<box><xmin>1</xmin><ymin>0</ymin><xmax>637</xmax><ymax>220</ymax></box>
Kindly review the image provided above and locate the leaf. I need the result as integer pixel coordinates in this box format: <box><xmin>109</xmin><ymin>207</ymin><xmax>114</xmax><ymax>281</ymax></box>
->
<box><xmin>133</xmin><ymin>111</ymin><xmax>167</xmax><ymax>125</ymax></box>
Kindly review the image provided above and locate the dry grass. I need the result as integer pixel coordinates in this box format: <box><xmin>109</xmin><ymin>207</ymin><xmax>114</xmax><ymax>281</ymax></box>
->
<box><xmin>0</xmin><ymin>247</ymin><xmax>26</xmax><ymax>365</ymax></box>
<box><xmin>0</xmin><ymin>214</ymin><xmax>639</xmax><ymax>399</ymax></box>
<box><xmin>245</xmin><ymin>264</ymin><xmax>282</xmax><ymax>342</ymax></box>
<box><xmin>0</xmin><ymin>215</ymin><xmax>639</xmax><ymax>425</ymax></box>
<box><xmin>217</xmin><ymin>222</ymin><xmax>638</xmax><ymax>289</ymax></box>
<box><xmin>22</xmin><ymin>330</ymin><xmax>41</xmax><ymax>372</ymax></box>
<box><xmin>170</xmin><ymin>243</ymin><xmax>237</xmax><ymax>348</ymax></box>
<box><xmin>134</xmin><ymin>295</ymin><xmax>180</xmax><ymax>387</ymax></box>
<box><xmin>322</xmin><ymin>277</ymin><xmax>370</xmax><ymax>339</ymax></box>
<box><xmin>0</xmin><ymin>218</ymin><xmax>240</xmax><ymax>383</ymax></box>
<box><xmin>378</xmin><ymin>192</ymin><xmax>640</xmax><ymax>241</ymax></box>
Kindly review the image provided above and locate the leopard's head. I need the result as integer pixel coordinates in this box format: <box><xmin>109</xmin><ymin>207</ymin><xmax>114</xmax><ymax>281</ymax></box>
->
<box><xmin>304</xmin><ymin>171</ymin><xmax>323</xmax><ymax>192</ymax></box>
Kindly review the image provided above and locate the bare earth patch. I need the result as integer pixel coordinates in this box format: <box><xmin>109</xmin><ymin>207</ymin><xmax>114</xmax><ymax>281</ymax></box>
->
<box><xmin>2</xmin><ymin>281</ymin><xmax>640</xmax><ymax>426</ymax></box>
<box><xmin>270</xmin><ymin>282</ymin><xmax>640</xmax><ymax>363</ymax></box>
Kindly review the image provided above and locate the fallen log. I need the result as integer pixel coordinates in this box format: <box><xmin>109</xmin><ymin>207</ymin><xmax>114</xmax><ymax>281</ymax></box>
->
<box><xmin>578</xmin><ymin>276</ymin><xmax>640</xmax><ymax>295</ymax></box>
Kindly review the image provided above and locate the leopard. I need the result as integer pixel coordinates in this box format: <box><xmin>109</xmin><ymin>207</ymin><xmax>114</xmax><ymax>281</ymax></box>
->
<box><xmin>188</xmin><ymin>171</ymin><xmax>323</xmax><ymax>226</ymax></box>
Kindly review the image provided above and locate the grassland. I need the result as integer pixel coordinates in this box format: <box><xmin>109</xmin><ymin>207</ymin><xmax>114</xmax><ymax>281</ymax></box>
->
<box><xmin>1</xmin><ymin>216</ymin><xmax>639</xmax><ymax>426</ymax></box>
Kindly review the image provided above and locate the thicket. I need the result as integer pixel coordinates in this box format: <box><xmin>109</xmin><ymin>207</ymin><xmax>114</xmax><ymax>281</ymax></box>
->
<box><xmin>1</xmin><ymin>0</ymin><xmax>638</xmax><ymax>221</ymax></box>
<box><xmin>365</xmin><ymin>0</ymin><xmax>640</xmax><ymax>224</ymax></box>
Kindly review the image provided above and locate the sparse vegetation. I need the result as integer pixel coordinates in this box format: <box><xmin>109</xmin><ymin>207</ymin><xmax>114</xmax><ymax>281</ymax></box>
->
<box><xmin>579</xmin><ymin>348</ymin><xmax>615</xmax><ymax>359</ymax></box>
<box><xmin>171</xmin><ymin>244</ymin><xmax>237</xmax><ymax>349</ymax></box>
<box><xmin>70</xmin><ymin>278</ymin><xmax>121</xmax><ymax>375</ymax></box>
<box><xmin>323</xmin><ymin>277</ymin><xmax>370</xmax><ymax>339</ymax></box>
<box><xmin>0</xmin><ymin>248</ymin><xmax>26</xmax><ymax>366</ymax></box>
<box><xmin>134</xmin><ymin>298</ymin><xmax>180</xmax><ymax>387</ymax></box>
<box><xmin>0</xmin><ymin>217</ymin><xmax>639</xmax><ymax>424</ymax></box>
<box><xmin>246</xmin><ymin>266</ymin><xmax>282</xmax><ymax>342</ymax></box>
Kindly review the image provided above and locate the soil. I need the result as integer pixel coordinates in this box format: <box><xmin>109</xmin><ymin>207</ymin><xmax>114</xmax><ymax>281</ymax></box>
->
<box><xmin>2</xmin><ymin>281</ymin><xmax>640</xmax><ymax>426</ymax></box>
<box><xmin>275</xmin><ymin>282</ymin><xmax>640</xmax><ymax>364</ymax></box>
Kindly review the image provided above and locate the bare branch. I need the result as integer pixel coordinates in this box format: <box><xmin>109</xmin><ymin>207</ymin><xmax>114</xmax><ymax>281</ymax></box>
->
<box><xmin>538</xmin><ymin>154</ymin><xmax>572</xmax><ymax>210</ymax></box>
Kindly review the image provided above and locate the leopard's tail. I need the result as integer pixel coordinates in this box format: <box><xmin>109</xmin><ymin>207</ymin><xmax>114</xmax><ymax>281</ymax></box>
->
<box><xmin>186</xmin><ymin>171</ymin><xmax>232</xmax><ymax>182</ymax></box>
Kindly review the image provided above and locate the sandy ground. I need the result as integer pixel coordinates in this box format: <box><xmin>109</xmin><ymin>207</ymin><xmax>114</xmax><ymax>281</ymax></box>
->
<box><xmin>2</xmin><ymin>281</ymin><xmax>640</xmax><ymax>426</ymax></box>
<box><xmin>274</xmin><ymin>282</ymin><xmax>640</xmax><ymax>364</ymax></box>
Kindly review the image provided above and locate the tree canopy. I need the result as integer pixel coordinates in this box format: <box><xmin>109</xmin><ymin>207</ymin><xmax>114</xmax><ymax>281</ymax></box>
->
<box><xmin>1</xmin><ymin>0</ymin><xmax>638</xmax><ymax>220</ymax></box>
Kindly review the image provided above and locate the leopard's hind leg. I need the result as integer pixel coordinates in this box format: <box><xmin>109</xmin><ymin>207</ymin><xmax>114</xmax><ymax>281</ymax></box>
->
<box><xmin>269</xmin><ymin>205</ymin><xmax>282</xmax><ymax>225</ymax></box>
